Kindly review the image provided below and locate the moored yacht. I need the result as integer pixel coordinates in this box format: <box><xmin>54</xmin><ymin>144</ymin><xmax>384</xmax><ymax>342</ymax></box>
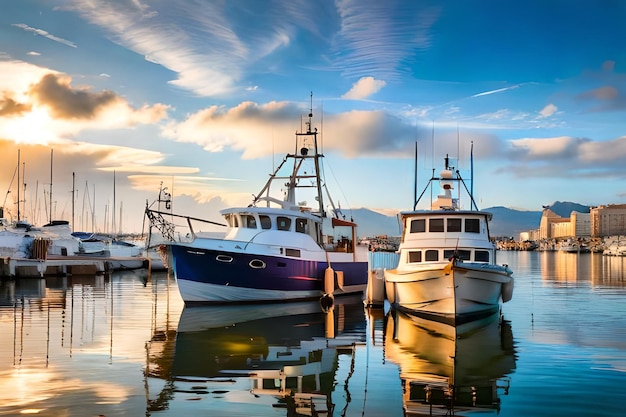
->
<box><xmin>384</xmin><ymin>155</ymin><xmax>514</xmax><ymax>325</ymax></box>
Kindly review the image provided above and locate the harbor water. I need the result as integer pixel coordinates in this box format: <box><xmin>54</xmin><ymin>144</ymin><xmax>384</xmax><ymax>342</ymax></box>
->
<box><xmin>1</xmin><ymin>251</ymin><xmax>626</xmax><ymax>416</ymax></box>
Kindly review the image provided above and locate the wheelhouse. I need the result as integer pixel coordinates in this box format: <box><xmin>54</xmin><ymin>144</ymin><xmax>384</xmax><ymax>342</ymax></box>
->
<box><xmin>223</xmin><ymin>210</ymin><xmax>321</xmax><ymax>241</ymax></box>
<box><xmin>399</xmin><ymin>211</ymin><xmax>495</xmax><ymax>264</ymax></box>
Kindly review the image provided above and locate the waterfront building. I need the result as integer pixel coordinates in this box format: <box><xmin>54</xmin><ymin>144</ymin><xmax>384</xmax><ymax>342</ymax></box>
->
<box><xmin>539</xmin><ymin>208</ymin><xmax>569</xmax><ymax>239</ymax></box>
<box><xmin>590</xmin><ymin>204</ymin><xmax>626</xmax><ymax>237</ymax></box>
<box><xmin>571</xmin><ymin>212</ymin><xmax>591</xmax><ymax>237</ymax></box>
<box><xmin>521</xmin><ymin>208</ymin><xmax>591</xmax><ymax>243</ymax></box>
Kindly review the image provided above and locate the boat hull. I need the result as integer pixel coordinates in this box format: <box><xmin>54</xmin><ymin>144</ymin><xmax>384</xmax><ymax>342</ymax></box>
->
<box><xmin>384</xmin><ymin>262</ymin><xmax>513</xmax><ymax>325</ymax></box>
<box><xmin>170</xmin><ymin>243</ymin><xmax>368</xmax><ymax>303</ymax></box>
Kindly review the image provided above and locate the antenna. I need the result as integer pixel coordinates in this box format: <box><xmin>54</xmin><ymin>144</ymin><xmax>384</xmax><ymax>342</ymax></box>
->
<box><xmin>413</xmin><ymin>141</ymin><xmax>418</xmax><ymax>210</ymax></box>
<box><xmin>431</xmin><ymin>120</ymin><xmax>435</xmax><ymax>172</ymax></box>
<box><xmin>470</xmin><ymin>141</ymin><xmax>474</xmax><ymax>209</ymax></box>
<box><xmin>307</xmin><ymin>91</ymin><xmax>313</xmax><ymax>133</ymax></box>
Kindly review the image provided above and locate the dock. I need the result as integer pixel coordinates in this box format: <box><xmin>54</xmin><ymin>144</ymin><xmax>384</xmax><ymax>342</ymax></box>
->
<box><xmin>0</xmin><ymin>255</ymin><xmax>150</xmax><ymax>277</ymax></box>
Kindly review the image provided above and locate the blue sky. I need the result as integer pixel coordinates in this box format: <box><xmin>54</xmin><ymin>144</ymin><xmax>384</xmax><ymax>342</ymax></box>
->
<box><xmin>1</xmin><ymin>0</ymin><xmax>626</xmax><ymax>233</ymax></box>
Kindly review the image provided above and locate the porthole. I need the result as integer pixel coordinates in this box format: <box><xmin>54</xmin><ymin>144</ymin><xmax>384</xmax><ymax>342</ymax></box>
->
<box><xmin>249</xmin><ymin>259</ymin><xmax>266</xmax><ymax>269</ymax></box>
<box><xmin>216</xmin><ymin>254</ymin><xmax>233</xmax><ymax>263</ymax></box>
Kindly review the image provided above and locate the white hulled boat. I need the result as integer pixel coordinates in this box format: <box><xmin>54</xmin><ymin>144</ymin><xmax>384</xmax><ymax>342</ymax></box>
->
<box><xmin>164</xmin><ymin>95</ymin><xmax>369</xmax><ymax>304</ymax></box>
<box><xmin>384</xmin><ymin>155</ymin><xmax>514</xmax><ymax>325</ymax></box>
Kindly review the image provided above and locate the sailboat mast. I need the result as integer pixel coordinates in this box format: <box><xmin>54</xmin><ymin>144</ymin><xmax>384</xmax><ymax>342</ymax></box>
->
<box><xmin>92</xmin><ymin>184</ymin><xmax>96</xmax><ymax>233</ymax></box>
<box><xmin>72</xmin><ymin>172</ymin><xmax>75</xmax><ymax>232</ymax></box>
<box><xmin>112</xmin><ymin>170</ymin><xmax>116</xmax><ymax>237</ymax></box>
<box><xmin>49</xmin><ymin>149</ymin><xmax>53</xmax><ymax>224</ymax></box>
<box><xmin>17</xmin><ymin>149</ymin><xmax>20</xmax><ymax>222</ymax></box>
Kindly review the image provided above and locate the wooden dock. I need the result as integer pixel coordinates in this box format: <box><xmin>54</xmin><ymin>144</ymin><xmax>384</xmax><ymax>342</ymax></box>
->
<box><xmin>0</xmin><ymin>255</ymin><xmax>150</xmax><ymax>277</ymax></box>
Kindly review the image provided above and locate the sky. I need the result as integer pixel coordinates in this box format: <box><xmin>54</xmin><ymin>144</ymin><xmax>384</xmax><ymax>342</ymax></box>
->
<box><xmin>1</xmin><ymin>0</ymin><xmax>626</xmax><ymax>234</ymax></box>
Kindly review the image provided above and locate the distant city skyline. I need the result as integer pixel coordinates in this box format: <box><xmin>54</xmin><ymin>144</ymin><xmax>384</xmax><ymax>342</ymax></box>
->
<box><xmin>2</xmin><ymin>1</ymin><xmax>626</xmax><ymax>233</ymax></box>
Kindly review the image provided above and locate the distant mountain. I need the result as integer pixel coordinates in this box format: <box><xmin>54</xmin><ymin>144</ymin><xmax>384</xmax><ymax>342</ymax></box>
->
<box><xmin>547</xmin><ymin>201</ymin><xmax>590</xmax><ymax>217</ymax></box>
<box><xmin>343</xmin><ymin>208</ymin><xmax>401</xmax><ymax>238</ymax></box>
<box><xmin>486</xmin><ymin>201</ymin><xmax>590</xmax><ymax>237</ymax></box>
<box><xmin>483</xmin><ymin>206</ymin><xmax>542</xmax><ymax>238</ymax></box>
<box><xmin>348</xmin><ymin>201</ymin><xmax>591</xmax><ymax>239</ymax></box>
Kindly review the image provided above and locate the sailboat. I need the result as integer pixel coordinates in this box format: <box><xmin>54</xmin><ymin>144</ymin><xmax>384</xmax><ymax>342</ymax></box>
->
<box><xmin>1</xmin><ymin>149</ymin><xmax>81</xmax><ymax>259</ymax></box>
<box><xmin>166</xmin><ymin>95</ymin><xmax>369</xmax><ymax>303</ymax></box>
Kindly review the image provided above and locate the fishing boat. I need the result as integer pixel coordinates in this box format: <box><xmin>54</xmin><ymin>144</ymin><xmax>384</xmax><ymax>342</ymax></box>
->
<box><xmin>384</xmin><ymin>153</ymin><xmax>514</xmax><ymax>325</ymax></box>
<box><xmin>166</xmin><ymin>96</ymin><xmax>369</xmax><ymax>303</ymax></box>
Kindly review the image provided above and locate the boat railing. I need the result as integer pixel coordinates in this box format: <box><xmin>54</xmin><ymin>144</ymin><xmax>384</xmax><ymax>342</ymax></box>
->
<box><xmin>145</xmin><ymin>208</ymin><xmax>226</xmax><ymax>242</ymax></box>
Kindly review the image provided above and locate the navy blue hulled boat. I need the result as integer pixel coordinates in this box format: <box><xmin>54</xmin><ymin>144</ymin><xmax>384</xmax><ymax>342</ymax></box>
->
<box><xmin>167</xmin><ymin>95</ymin><xmax>369</xmax><ymax>303</ymax></box>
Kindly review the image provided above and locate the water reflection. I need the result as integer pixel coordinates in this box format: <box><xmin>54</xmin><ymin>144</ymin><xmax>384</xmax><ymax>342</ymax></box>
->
<box><xmin>0</xmin><ymin>270</ymin><xmax>175</xmax><ymax>416</ymax></box>
<box><xmin>147</xmin><ymin>295</ymin><xmax>367</xmax><ymax>415</ymax></box>
<box><xmin>539</xmin><ymin>252</ymin><xmax>626</xmax><ymax>287</ymax></box>
<box><xmin>384</xmin><ymin>309</ymin><xmax>516</xmax><ymax>415</ymax></box>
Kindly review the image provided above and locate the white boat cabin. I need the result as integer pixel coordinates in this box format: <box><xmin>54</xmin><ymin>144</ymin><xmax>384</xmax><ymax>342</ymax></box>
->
<box><xmin>398</xmin><ymin>211</ymin><xmax>495</xmax><ymax>265</ymax></box>
<box><xmin>221</xmin><ymin>207</ymin><xmax>357</xmax><ymax>254</ymax></box>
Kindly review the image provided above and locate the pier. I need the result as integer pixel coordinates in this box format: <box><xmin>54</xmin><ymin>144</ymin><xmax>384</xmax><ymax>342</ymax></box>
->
<box><xmin>0</xmin><ymin>255</ymin><xmax>150</xmax><ymax>277</ymax></box>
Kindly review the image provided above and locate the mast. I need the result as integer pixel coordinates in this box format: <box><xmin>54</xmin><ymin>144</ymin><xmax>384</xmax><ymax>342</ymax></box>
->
<box><xmin>21</xmin><ymin>161</ymin><xmax>26</xmax><ymax>222</ymax></box>
<box><xmin>470</xmin><ymin>141</ymin><xmax>474</xmax><ymax>210</ymax></box>
<box><xmin>413</xmin><ymin>141</ymin><xmax>418</xmax><ymax>210</ymax></box>
<box><xmin>17</xmin><ymin>149</ymin><xmax>20</xmax><ymax>222</ymax></box>
<box><xmin>112</xmin><ymin>170</ymin><xmax>116</xmax><ymax>237</ymax></box>
<box><xmin>49</xmin><ymin>149</ymin><xmax>53</xmax><ymax>224</ymax></box>
<box><xmin>72</xmin><ymin>172</ymin><xmax>75</xmax><ymax>232</ymax></box>
<box><xmin>92</xmin><ymin>184</ymin><xmax>96</xmax><ymax>232</ymax></box>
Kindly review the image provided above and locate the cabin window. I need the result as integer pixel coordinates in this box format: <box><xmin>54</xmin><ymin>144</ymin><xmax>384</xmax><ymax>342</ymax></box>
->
<box><xmin>444</xmin><ymin>250</ymin><xmax>471</xmax><ymax>261</ymax></box>
<box><xmin>259</xmin><ymin>215</ymin><xmax>271</xmax><ymax>230</ymax></box>
<box><xmin>285</xmin><ymin>248</ymin><xmax>301</xmax><ymax>257</ymax></box>
<box><xmin>277</xmin><ymin>216</ymin><xmax>291</xmax><ymax>231</ymax></box>
<box><xmin>295</xmin><ymin>218</ymin><xmax>308</xmax><ymax>233</ymax></box>
<box><xmin>410</xmin><ymin>219</ymin><xmax>426</xmax><ymax>233</ymax></box>
<box><xmin>447</xmin><ymin>218</ymin><xmax>462</xmax><ymax>232</ymax></box>
<box><xmin>429</xmin><ymin>218</ymin><xmax>444</xmax><ymax>232</ymax></box>
<box><xmin>475</xmin><ymin>250</ymin><xmax>490</xmax><ymax>262</ymax></box>
<box><xmin>408</xmin><ymin>251</ymin><xmax>422</xmax><ymax>263</ymax></box>
<box><xmin>425</xmin><ymin>250</ymin><xmax>439</xmax><ymax>261</ymax></box>
<box><xmin>227</xmin><ymin>214</ymin><xmax>238</xmax><ymax>227</ymax></box>
<box><xmin>459</xmin><ymin>250</ymin><xmax>471</xmax><ymax>260</ymax></box>
<box><xmin>242</xmin><ymin>215</ymin><xmax>257</xmax><ymax>229</ymax></box>
<box><xmin>465</xmin><ymin>218</ymin><xmax>480</xmax><ymax>233</ymax></box>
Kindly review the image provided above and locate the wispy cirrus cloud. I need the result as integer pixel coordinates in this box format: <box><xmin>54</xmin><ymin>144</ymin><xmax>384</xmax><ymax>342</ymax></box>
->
<box><xmin>12</xmin><ymin>23</ymin><xmax>77</xmax><ymax>48</ymax></box>
<box><xmin>60</xmin><ymin>0</ymin><xmax>323</xmax><ymax>97</ymax></box>
<box><xmin>333</xmin><ymin>0</ymin><xmax>440</xmax><ymax>81</ymax></box>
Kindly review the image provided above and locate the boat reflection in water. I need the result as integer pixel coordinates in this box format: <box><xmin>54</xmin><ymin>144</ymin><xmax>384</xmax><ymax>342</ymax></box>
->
<box><xmin>384</xmin><ymin>309</ymin><xmax>516</xmax><ymax>416</ymax></box>
<box><xmin>166</xmin><ymin>295</ymin><xmax>366</xmax><ymax>415</ymax></box>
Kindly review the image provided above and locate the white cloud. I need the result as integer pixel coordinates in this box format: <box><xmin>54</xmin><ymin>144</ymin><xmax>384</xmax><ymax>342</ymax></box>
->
<box><xmin>539</xmin><ymin>103</ymin><xmax>558</xmax><ymax>118</ymax></box>
<box><xmin>342</xmin><ymin>77</ymin><xmax>387</xmax><ymax>100</ymax></box>
<box><xmin>510</xmin><ymin>136</ymin><xmax>581</xmax><ymax>158</ymax></box>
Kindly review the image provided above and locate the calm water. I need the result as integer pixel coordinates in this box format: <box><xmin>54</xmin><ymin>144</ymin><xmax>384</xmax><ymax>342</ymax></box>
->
<box><xmin>1</xmin><ymin>251</ymin><xmax>626</xmax><ymax>417</ymax></box>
